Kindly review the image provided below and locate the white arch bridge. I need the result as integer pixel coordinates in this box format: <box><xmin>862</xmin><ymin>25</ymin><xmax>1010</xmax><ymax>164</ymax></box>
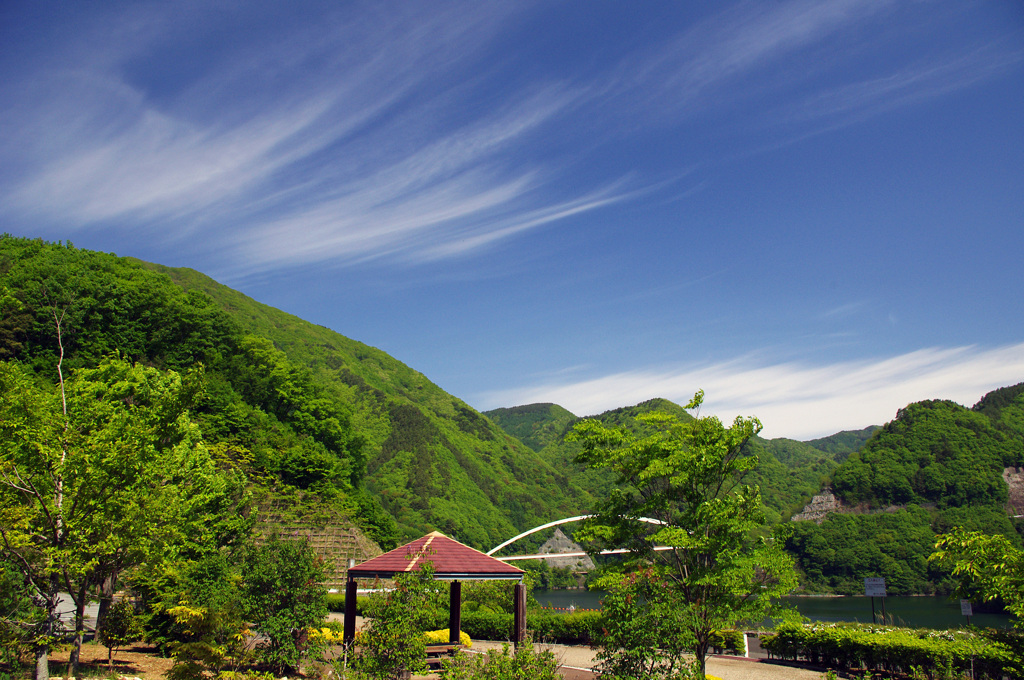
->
<box><xmin>486</xmin><ymin>514</ymin><xmax>673</xmax><ymax>562</ymax></box>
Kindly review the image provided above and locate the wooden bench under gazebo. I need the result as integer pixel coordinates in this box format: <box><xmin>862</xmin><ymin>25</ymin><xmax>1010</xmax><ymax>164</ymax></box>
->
<box><xmin>343</xmin><ymin>531</ymin><xmax>527</xmax><ymax>650</ymax></box>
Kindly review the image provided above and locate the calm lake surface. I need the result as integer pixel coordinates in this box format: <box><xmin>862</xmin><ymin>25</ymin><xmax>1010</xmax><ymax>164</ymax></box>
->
<box><xmin>533</xmin><ymin>589</ymin><xmax>1017</xmax><ymax>630</ymax></box>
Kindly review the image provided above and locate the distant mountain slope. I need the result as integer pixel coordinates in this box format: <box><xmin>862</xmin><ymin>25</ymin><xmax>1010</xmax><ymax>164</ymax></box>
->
<box><xmin>804</xmin><ymin>426</ymin><xmax>880</xmax><ymax>461</ymax></box>
<box><xmin>484</xmin><ymin>403</ymin><xmax>577</xmax><ymax>453</ymax></box>
<box><xmin>973</xmin><ymin>382</ymin><xmax>1024</xmax><ymax>436</ymax></box>
<box><xmin>743</xmin><ymin>437</ymin><xmax>845</xmax><ymax>522</ymax></box>
<box><xmin>0</xmin><ymin>237</ymin><xmax>592</xmax><ymax>551</ymax></box>
<box><xmin>831</xmin><ymin>399</ymin><xmax>1023</xmax><ymax>508</ymax></box>
<box><xmin>505</xmin><ymin>397</ymin><xmax>842</xmax><ymax>520</ymax></box>
<box><xmin>528</xmin><ymin>398</ymin><xmax>693</xmax><ymax>500</ymax></box>
<box><xmin>787</xmin><ymin>390</ymin><xmax>1024</xmax><ymax>595</ymax></box>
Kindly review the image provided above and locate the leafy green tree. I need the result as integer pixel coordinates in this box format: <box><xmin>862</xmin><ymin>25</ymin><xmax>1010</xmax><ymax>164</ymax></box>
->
<box><xmin>568</xmin><ymin>390</ymin><xmax>798</xmax><ymax>677</ymax></box>
<box><xmin>931</xmin><ymin>528</ymin><xmax>1024</xmax><ymax>624</ymax></box>
<box><xmin>241</xmin><ymin>538</ymin><xmax>328</xmax><ymax>674</ymax></box>
<box><xmin>352</xmin><ymin>563</ymin><xmax>445</xmax><ymax>680</ymax></box>
<box><xmin>0</xmin><ymin>356</ymin><xmax>239</xmax><ymax>680</ymax></box>
<box><xmin>0</xmin><ymin>558</ymin><xmax>39</xmax><ymax>670</ymax></box>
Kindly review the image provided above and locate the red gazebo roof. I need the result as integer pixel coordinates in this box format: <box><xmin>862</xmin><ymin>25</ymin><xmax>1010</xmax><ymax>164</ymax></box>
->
<box><xmin>348</xmin><ymin>531</ymin><xmax>524</xmax><ymax>581</ymax></box>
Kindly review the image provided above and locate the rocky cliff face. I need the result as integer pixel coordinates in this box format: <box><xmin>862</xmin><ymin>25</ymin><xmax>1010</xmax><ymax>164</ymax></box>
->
<box><xmin>793</xmin><ymin>467</ymin><xmax>1024</xmax><ymax>524</ymax></box>
<box><xmin>1005</xmin><ymin>466</ymin><xmax>1024</xmax><ymax>517</ymax></box>
<box><xmin>538</xmin><ymin>528</ymin><xmax>595</xmax><ymax>570</ymax></box>
<box><xmin>791</xmin><ymin>488</ymin><xmax>844</xmax><ymax>523</ymax></box>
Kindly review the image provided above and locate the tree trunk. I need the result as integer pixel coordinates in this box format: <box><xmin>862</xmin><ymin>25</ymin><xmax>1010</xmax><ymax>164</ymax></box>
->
<box><xmin>94</xmin><ymin>571</ymin><xmax>117</xmax><ymax>641</ymax></box>
<box><xmin>34</xmin><ymin>646</ymin><xmax>49</xmax><ymax>680</ymax></box>
<box><xmin>695</xmin><ymin>640</ymin><xmax>709</xmax><ymax>678</ymax></box>
<box><xmin>33</xmin><ymin>574</ymin><xmax>61</xmax><ymax>680</ymax></box>
<box><xmin>68</xmin><ymin>578</ymin><xmax>89</xmax><ymax>678</ymax></box>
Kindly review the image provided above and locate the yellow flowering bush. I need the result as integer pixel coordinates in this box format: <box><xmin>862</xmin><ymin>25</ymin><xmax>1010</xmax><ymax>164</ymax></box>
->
<box><xmin>423</xmin><ymin>628</ymin><xmax>471</xmax><ymax>647</ymax></box>
<box><xmin>307</xmin><ymin>626</ymin><xmax>346</xmax><ymax>644</ymax></box>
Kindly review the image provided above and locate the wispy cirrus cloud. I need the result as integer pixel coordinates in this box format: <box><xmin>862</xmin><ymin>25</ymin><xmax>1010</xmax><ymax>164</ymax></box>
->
<box><xmin>475</xmin><ymin>344</ymin><xmax>1024</xmax><ymax>440</ymax></box>
<box><xmin>778</xmin><ymin>44</ymin><xmax>1024</xmax><ymax>131</ymax></box>
<box><xmin>605</xmin><ymin>0</ymin><xmax>898</xmax><ymax>120</ymax></box>
<box><xmin>1</xmin><ymin>0</ymin><xmax>1018</xmax><ymax>280</ymax></box>
<box><xmin>2</xmin><ymin>1</ymin><xmax>632</xmax><ymax>275</ymax></box>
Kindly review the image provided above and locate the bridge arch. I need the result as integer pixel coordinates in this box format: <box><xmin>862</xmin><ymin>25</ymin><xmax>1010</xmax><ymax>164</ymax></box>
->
<box><xmin>486</xmin><ymin>515</ymin><xmax>666</xmax><ymax>557</ymax></box>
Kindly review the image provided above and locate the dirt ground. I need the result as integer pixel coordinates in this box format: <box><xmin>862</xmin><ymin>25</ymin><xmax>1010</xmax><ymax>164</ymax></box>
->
<box><xmin>45</xmin><ymin>642</ymin><xmax>175</xmax><ymax>679</ymax></box>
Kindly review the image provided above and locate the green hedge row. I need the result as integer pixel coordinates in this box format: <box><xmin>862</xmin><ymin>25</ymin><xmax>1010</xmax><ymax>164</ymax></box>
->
<box><xmin>762</xmin><ymin>623</ymin><xmax>1022</xmax><ymax>679</ymax></box>
<box><xmin>458</xmin><ymin>610</ymin><xmax>744</xmax><ymax>653</ymax></box>
<box><xmin>458</xmin><ymin>610</ymin><xmax>601</xmax><ymax>645</ymax></box>
<box><xmin>324</xmin><ymin>592</ymin><xmax>370</xmax><ymax>613</ymax></box>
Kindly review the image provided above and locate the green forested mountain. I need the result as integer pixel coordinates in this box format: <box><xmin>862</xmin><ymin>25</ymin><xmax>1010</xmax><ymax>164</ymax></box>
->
<box><xmin>484</xmin><ymin>403</ymin><xmax>577</xmax><ymax>453</ymax></box>
<box><xmin>832</xmin><ymin>399</ymin><xmax>1023</xmax><ymax>508</ymax></box>
<box><xmin>742</xmin><ymin>437</ymin><xmax>844</xmax><ymax>522</ymax></box>
<box><xmin>496</xmin><ymin>397</ymin><xmax>846</xmax><ymax>521</ymax></box>
<box><xmin>0</xmin><ymin>236</ymin><xmax>591</xmax><ymax>550</ymax></box>
<box><xmin>804</xmin><ymin>426</ymin><xmax>880</xmax><ymax>460</ymax></box>
<box><xmin>973</xmin><ymin>382</ymin><xmax>1024</xmax><ymax>435</ymax></box>
<box><xmin>5</xmin><ymin>236</ymin><xmax>1023</xmax><ymax>594</ymax></box>
<box><xmin>528</xmin><ymin>398</ymin><xmax>694</xmax><ymax>501</ymax></box>
<box><xmin>786</xmin><ymin>390</ymin><xmax>1024</xmax><ymax>594</ymax></box>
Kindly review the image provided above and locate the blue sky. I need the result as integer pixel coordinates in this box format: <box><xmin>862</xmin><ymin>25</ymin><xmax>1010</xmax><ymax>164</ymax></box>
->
<box><xmin>2</xmin><ymin>0</ymin><xmax>1023</xmax><ymax>439</ymax></box>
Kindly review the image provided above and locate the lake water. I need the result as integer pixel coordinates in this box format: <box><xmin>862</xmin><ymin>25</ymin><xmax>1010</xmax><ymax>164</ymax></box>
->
<box><xmin>533</xmin><ymin>589</ymin><xmax>1017</xmax><ymax>630</ymax></box>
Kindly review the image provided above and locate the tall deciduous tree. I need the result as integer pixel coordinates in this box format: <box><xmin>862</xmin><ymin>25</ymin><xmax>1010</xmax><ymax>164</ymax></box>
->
<box><xmin>569</xmin><ymin>391</ymin><xmax>798</xmax><ymax>677</ymax></box>
<box><xmin>0</xmin><ymin>356</ymin><xmax>241</xmax><ymax>680</ymax></box>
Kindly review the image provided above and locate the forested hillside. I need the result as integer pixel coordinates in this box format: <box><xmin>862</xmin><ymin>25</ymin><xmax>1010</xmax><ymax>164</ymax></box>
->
<box><xmin>484</xmin><ymin>403</ymin><xmax>577</xmax><ymax>453</ymax></box>
<box><xmin>493</xmin><ymin>398</ymin><xmax>849</xmax><ymax>522</ymax></box>
<box><xmin>4</xmin><ymin>236</ymin><xmax>1022</xmax><ymax>595</ymax></box>
<box><xmin>0</xmin><ymin>236</ymin><xmax>592</xmax><ymax>551</ymax></box>
<box><xmin>786</xmin><ymin>388</ymin><xmax>1024</xmax><ymax>594</ymax></box>
<box><xmin>489</xmin><ymin>393</ymin><xmax>1024</xmax><ymax>595</ymax></box>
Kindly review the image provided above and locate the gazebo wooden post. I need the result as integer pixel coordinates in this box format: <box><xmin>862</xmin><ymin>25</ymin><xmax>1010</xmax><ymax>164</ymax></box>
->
<box><xmin>343</xmin><ymin>576</ymin><xmax>358</xmax><ymax>644</ymax></box>
<box><xmin>513</xmin><ymin>580</ymin><xmax>526</xmax><ymax>646</ymax></box>
<box><xmin>448</xmin><ymin>580</ymin><xmax>462</xmax><ymax>645</ymax></box>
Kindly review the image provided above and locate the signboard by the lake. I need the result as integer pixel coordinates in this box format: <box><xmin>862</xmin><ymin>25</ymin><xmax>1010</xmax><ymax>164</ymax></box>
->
<box><xmin>960</xmin><ymin>599</ymin><xmax>973</xmax><ymax>617</ymax></box>
<box><xmin>864</xmin><ymin>577</ymin><xmax>887</xmax><ymax>597</ymax></box>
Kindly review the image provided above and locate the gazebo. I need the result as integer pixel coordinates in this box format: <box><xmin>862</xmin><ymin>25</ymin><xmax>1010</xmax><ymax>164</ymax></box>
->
<box><xmin>343</xmin><ymin>531</ymin><xmax>527</xmax><ymax>646</ymax></box>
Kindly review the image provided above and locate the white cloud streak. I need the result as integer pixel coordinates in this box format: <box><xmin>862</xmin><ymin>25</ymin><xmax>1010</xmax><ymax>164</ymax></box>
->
<box><xmin>607</xmin><ymin>0</ymin><xmax>896</xmax><ymax>119</ymax></box>
<box><xmin>1</xmin><ymin>0</ymin><xmax>1017</xmax><ymax>277</ymax></box>
<box><xmin>2</xmin><ymin>2</ymin><xmax>626</xmax><ymax>275</ymax></box>
<box><xmin>475</xmin><ymin>344</ymin><xmax>1024</xmax><ymax>441</ymax></box>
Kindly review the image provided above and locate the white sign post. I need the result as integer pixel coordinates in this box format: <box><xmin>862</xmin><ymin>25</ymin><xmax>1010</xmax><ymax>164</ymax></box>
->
<box><xmin>865</xmin><ymin>578</ymin><xmax>887</xmax><ymax>623</ymax></box>
<box><xmin>960</xmin><ymin>599</ymin><xmax>973</xmax><ymax>625</ymax></box>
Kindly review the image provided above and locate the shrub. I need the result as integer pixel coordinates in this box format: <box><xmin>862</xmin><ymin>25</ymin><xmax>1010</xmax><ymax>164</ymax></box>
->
<box><xmin>241</xmin><ymin>538</ymin><xmax>328</xmax><ymax>674</ymax></box>
<box><xmin>423</xmin><ymin>629</ymin><xmax>472</xmax><ymax>647</ymax></box>
<box><xmin>707</xmin><ymin>629</ymin><xmax>744</xmax><ymax>655</ymax></box>
<box><xmin>461</xmin><ymin>610</ymin><xmax>513</xmax><ymax>641</ymax></box>
<box><xmin>761</xmin><ymin>622</ymin><xmax>1022</xmax><ymax>679</ymax></box>
<box><xmin>97</xmin><ymin>600</ymin><xmax>144</xmax><ymax>668</ymax></box>
<box><xmin>530</xmin><ymin>611</ymin><xmax>601</xmax><ymax>645</ymax></box>
<box><xmin>352</xmin><ymin>563</ymin><xmax>446</xmax><ymax>680</ymax></box>
<box><xmin>441</xmin><ymin>640</ymin><xmax>559</xmax><ymax>680</ymax></box>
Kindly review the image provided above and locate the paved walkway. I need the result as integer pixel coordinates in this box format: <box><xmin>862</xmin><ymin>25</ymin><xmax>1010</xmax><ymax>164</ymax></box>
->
<box><xmin>467</xmin><ymin>641</ymin><xmax>826</xmax><ymax>680</ymax></box>
<box><xmin>331</xmin><ymin>615</ymin><xmax>827</xmax><ymax>680</ymax></box>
